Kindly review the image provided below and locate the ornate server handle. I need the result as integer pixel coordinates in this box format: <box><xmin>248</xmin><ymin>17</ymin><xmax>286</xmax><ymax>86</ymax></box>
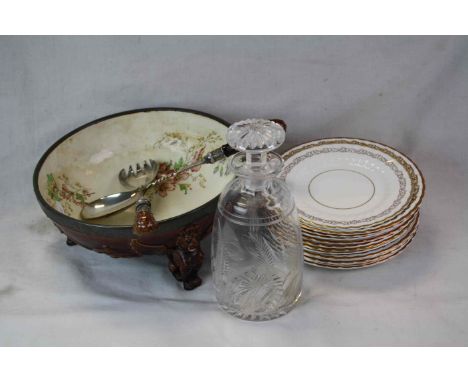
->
<box><xmin>133</xmin><ymin>197</ymin><xmax>158</xmax><ymax>235</ymax></box>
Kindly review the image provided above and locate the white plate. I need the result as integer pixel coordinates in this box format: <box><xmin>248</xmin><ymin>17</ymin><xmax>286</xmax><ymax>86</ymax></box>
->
<box><xmin>280</xmin><ymin>138</ymin><xmax>424</xmax><ymax>230</ymax></box>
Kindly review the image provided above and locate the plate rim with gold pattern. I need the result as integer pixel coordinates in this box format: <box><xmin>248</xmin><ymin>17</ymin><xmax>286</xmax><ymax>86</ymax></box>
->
<box><xmin>299</xmin><ymin>205</ymin><xmax>418</xmax><ymax>238</ymax></box>
<box><xmin>300</xmin><ymin>209</ymin><xmax>419</xmax><ymax>244</ymax></box>
<box><xmin>303</xmin><ymin>215</ymin><xmax>419</xmax><ymax>259</ymax></box>
<box><xmin>302</xmin><ymin>213</ymin><xmax>418</xmax><ymax>253</ymax></box>
<box><xmin>281</xmin><ymin>137</ymin><xmax>425</xmax><ymax>233</ymax></box>
<box><xmin>304</xmin><ymin>220</ymin><xmax>419</xmax><ymax>268</ymax></box>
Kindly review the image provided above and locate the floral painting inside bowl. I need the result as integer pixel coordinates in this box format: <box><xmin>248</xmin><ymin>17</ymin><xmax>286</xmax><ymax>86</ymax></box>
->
<box><xmin>36</xmin><ymin>109</ymin><xmax>233</xmax><ymax>226</ymax></box>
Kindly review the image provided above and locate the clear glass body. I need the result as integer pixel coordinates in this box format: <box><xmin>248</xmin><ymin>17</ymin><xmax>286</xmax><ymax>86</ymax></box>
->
<box><xmin>211</xmin><ymin>152</ymin><xmax>303</xmax><ymax>321</ymax></box>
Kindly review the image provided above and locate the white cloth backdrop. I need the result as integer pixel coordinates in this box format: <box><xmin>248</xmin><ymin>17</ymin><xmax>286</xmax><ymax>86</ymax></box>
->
<box><xmin>1</xmin><ymin>36</ymin><xmax>467</xmax><ymax>346</ymax></box>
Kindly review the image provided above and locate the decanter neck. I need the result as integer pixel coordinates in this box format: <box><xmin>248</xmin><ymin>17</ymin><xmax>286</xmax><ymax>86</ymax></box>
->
<box><xmin>245</xmin><ymin>152</ymin><xmax>267</xmax><ymax>169</ymax></box>
<box><xmin>229</xmin><ymin>152</ymin><xmax>284</xmax><ymax>185</ymax></box>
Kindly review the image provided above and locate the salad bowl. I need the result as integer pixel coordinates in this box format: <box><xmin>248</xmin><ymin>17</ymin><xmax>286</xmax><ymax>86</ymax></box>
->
<box><xmin>33</xmin><ymin>108</ymin><xmax>233</xmax><ymax>289</ymax></box>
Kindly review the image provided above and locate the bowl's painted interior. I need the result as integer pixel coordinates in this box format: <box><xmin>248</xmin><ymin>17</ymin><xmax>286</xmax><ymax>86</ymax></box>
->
<box><xmin>37</xmin><ymin>110</ymin><xmax>233</xmax><ymax>226</ymax></box>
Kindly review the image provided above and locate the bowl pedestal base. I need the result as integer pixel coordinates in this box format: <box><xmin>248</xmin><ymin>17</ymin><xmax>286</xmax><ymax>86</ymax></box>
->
<box><xmin>59</xmin><ymin>222</ymin><xmax>209</xmax><ymax>290</ymax></box>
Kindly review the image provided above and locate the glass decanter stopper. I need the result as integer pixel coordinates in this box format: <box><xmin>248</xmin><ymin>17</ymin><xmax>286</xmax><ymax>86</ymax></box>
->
<box><xmin>211</xmin><ymin>119</ymin><xmax>304</xmax><ymax>321</ymax></box>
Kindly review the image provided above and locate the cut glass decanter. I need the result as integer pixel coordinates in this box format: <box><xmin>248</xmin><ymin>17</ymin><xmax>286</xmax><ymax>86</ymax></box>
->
<box><xmin>211</xmin><ymin>119</ymin><xmax>304</xmax><ymax>321</ymax></box>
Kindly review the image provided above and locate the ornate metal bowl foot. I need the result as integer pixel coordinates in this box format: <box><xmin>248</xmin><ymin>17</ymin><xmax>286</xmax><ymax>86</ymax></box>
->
<box><xmin>167</xmin><ymin>224</ymin><xmax>204</xmax><ymax>290</ymax></box>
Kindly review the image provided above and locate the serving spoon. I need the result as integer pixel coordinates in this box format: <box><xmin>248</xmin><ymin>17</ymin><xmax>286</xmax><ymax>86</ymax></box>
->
<box><xmin>81</xmin><ymin>144</ymin><xmax>237</xmax><ymax>220</ymax></box>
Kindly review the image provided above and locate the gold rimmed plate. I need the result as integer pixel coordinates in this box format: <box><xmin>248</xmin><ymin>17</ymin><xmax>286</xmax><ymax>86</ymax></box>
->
<box><xmin>303</xmin><ymin>215</ymin><xmax>418</xmax><ymax>258</ymax></box>
<box><xmin>304</xmin><ymin>220</ymin><xmax>419</xmax><ymax>268</ymax></box>
<box><xmin>304</xmin><ymin>216</ymin><xmax>419</xmax><ymax>261</ymax></box>
<box><xmin>301</xmin><ymin>212</ymin><xmax>419</xmax><ymax>250</ymax></box>
<box><xmin>281</xmin><ymin>138</ymin><xmax>425</xmax><ymax>234</ymax></box>
<box><xmin>299</xmin><ymin>206</ymin><xmax>419</xmax><ymax>240</ymax></box>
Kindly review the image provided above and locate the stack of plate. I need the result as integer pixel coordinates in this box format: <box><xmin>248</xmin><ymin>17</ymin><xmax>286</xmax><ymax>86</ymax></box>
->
<box><xmin>280</xmin><ymin>138</ymin><xmax>425</xmax><ymax>269</ymax></box>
